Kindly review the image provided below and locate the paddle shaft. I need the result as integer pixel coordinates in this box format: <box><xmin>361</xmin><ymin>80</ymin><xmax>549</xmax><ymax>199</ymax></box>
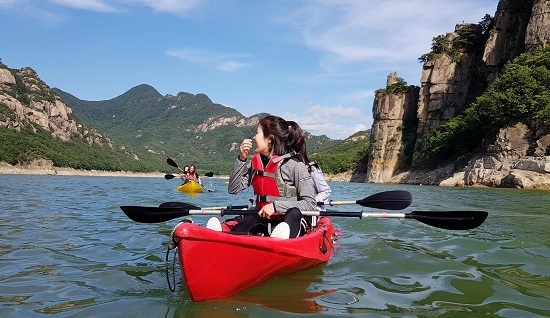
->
<box><xmin>187</xmin><ymin>209</ymin><xmax>400</xmax><ymax>218</ymax></box>
<box><xmin>186</xmin><ymin>209</ymin><xmax>407</xmax><ymax>219</ymax></box>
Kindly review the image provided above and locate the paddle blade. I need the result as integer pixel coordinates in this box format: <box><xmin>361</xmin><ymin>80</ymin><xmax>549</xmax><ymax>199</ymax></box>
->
<box><xmin>159</xmin><ymin>202</ymin><xmax>200</xmax><ymax>209</ymax></box>
<box><xmin>121</xmin><ymin>202</ymin><xmax>199</xmax><ymax>223</ymax></box>
<box><xmin>204</xmin><ymin>172</ymin><xmax>214</xmax><ymax>177</ymax></box>
<box><xmin>164</xmin><ymin>174</ymin><xmax>177</xmax><ymax>180</ymax></box>
<box><xmin>407</xmin><ymin>210</ymin><xmax>488</xmax><ymax>230</ymax></box>
<box><xmin>166</xmin><ymin>158</ymin><xmax>178</xmax><ymax>168</ymax></box>
<box><xmin>356</xmin><ymin>190</ymin><xmax>412</xmax><ymax>210</ymax></box>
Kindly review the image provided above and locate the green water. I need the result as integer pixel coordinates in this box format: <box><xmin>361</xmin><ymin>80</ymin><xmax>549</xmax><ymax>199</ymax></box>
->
<box><xmin>0</xmin><ymin>175</ymin><xmax>548</xmax><ymax>317</ymax></box>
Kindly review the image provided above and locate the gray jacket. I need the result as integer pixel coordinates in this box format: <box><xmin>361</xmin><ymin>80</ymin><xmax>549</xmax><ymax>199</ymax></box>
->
<box><xmin>228</xmin><ymin>156</ymin><xmax>317</xmax><ymax>213</ymax></box>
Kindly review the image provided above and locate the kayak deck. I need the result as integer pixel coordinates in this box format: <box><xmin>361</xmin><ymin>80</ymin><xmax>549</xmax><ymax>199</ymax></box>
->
<box><xmin>177</xmin><ymin>180</ymin><xmax>203</xmax><ymax>193</ymax></box>
<box><xmin>173</xmin><ymin>217</ymin><xmax>337</xmax><ymax>301</ymax></box>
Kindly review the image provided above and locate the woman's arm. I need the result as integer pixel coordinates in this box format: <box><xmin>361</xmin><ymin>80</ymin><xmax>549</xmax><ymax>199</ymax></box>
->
<box><xmin>273</xmin><ymin>160</ymin><xmax>317</xmax><ymax>212</ymax></box>
<box><xmin>310</xmin><ymin>166</ymin><xmax>331</xmax><ymax>202</ymax></box>
<box><xmin>227</xmin><ymin>157</ymin><xmax>250</xmax><ymax>194</ymax></box>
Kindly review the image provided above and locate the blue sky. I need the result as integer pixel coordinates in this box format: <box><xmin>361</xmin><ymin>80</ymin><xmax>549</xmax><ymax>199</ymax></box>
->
<box><xmin>1</xmin><ymin>0</ymin><xmax>498</xmax><ymax>139</ymax></box>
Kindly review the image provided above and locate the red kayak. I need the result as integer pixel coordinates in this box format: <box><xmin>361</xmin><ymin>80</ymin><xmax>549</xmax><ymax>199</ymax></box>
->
<box><xmin>173</xmin><ymin>217</ymin><xmax>338</xmax><ymax>301</ymax></box>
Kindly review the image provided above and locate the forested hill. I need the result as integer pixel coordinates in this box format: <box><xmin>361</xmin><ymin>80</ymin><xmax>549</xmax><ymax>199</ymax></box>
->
<box><xmin>53</xmin><ymin>85</ymin><xmax>342</xmax><ymax>174</ymax></box>
<box><xmin>1</xmin><ymin>58</ymin><xmax>364</xmax><ymax>175</ymax></box>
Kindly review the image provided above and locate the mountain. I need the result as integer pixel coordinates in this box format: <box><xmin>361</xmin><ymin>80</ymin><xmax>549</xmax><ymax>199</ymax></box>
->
<box><xmin>54</xmin><ymin>85</ymin><xmax>339</xmax><ymax>174</ymax></box>
<box><xmin>0</xmin><ymin>64</ymin><xmax>163</xmax><ymax>172</ymax></box>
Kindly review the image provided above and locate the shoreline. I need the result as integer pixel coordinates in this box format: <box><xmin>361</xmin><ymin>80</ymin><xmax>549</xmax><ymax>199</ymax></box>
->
<box><xmin>0</xmin><ymin>162</ymin><xmax>230</xmax><ymax>179</ymax></box>
<box><xmin>0</xmin><ymin>162</ymin><xmax>165</xmax><ymax>178</ymax></box>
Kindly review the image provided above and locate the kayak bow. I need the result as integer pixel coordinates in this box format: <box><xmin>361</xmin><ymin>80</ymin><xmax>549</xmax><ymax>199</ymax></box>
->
<box><xmin>173</xmin><ymin>217</ymin><xmax>337</xmax><ymax>301</ymax></box>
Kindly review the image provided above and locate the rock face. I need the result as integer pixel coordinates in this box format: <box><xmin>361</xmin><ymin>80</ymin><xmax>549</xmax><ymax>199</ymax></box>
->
<box><xmin>483</xmin><ymin>0</ymin><xmax>534</xmax><ymax>73</ymax></box>
<box><xmin>412</xmin><ymin>47</ymin><xmax>485</xmax><ymax>165</ymax></box>
<box><xmin>440</xmin><ymin>123</ymin><xmax>550</xmax><ymax>189</ymax></box>
<box><xmin>365</xmin><ymin>0</ymin><xmax>550</xmax><ymax>189</ymax></box>
<box><xmin>366</xmin><ymin>73</ymin><xmax>418</xmax><ymax>183</ymax></box>
<box><xmin>524</xmin><ymin>0</ymin><xmax>550</xmax><ymax>51</ymax></box>
<box><xmin>0</xmin><ymin>66</ymin><xmax>113</xmax><ymax>147</ymax></box>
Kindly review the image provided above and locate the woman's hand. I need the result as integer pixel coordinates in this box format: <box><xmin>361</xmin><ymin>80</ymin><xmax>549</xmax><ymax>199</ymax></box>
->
<box><xmin>239</xmin><ymin>138</ymin><xmax>252</xmax><ymax>161</ymax></box>
<box><xmin>258</xmin><ymin>203</ymin><xmax>275</xmax><ymax>219</ymax></box>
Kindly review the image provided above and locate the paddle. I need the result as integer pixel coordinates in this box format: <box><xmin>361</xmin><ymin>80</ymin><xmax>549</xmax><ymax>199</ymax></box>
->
<box><xmin>165</xmin><ymin>172</ymin><xmax>214</xmax><ymax>180</ymax></box>
<box><xmin>120</xmin><ymin>204</ymin><xmax>488</xmax><ymax>230</ymax></box>
<box><xmin>167</xmin><ymin>157</ymin><xmax>182</xmax><ymax>171</ymax></box>
<box><xmin>126</xmin><ymin>191</ymin><xmax>411</xmax><ymax>223</ymax></box>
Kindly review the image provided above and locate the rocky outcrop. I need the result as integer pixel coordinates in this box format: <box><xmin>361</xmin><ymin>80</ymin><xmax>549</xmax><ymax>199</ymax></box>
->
<box><xmin>366</xmin><ymin>73</ymin><xmax>419</xmax><ymax>183</ymax></box>
<box><xmin>438</xmin><ymin>123</ymin><xmax>549</xmax><ymax>189</ymax></box>
<box><xmin>0</xmin><ymin>68</ymin><xmax>16</xmax><ymax>85</ymax></box>
<box><xmin>0</xmin><ymin>66</ymin><xmax>114</xmax><ymax>147</ymax></box>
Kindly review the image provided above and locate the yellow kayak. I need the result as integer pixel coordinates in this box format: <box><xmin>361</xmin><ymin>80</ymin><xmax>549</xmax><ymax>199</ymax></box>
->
<box><xmin>177</xmin><ymin>180</ymin><xmax>203</xmax><ymax>193</ymax></box>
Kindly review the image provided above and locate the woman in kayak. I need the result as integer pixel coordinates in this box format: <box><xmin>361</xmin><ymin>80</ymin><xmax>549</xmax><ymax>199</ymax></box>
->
<box><xmin>207</xmin><ymin>115</ymin><xmax>317</xmax><ymax>239</ymax></box>
<box><xmin>180</xmin><ymin>165</ymin><xmax>190</xmax><ymax>184</ymax></box>
<box><xmin>185</xmin><ymin>164</ymin><xmax>202</xmax><ymax>185</ymax></box>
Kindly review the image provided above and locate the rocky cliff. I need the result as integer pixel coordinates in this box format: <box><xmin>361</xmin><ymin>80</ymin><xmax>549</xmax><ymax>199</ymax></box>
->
<box><xmin>365</xmin><ymin>73</ymin><xmax>418</xmax><ymax>183</ymax></box>
<box><xmin>365</xmin><ymin>0</ymin><xmax>550</xmax><ymax>189</ymax></box>
<box><xmin>0</xmin><ymin>66</ymin><xmax>114</xmax><ymax>147</ymax></box>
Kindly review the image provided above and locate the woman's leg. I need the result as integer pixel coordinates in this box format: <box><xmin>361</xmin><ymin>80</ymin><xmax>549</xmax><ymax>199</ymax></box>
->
<box><xmin>283</xmin><ymin>207</ymin><xmax>303</xmax><ymax>238</ymax></box>
<box><xmin>230</xmin><ymin>214</ymin><xmax>269</xmax><ymax>235</ymax></box>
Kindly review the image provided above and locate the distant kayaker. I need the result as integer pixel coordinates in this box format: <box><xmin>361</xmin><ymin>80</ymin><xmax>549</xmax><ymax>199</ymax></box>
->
<box><xmin>180</xmin><ymin>165</ymin><xmax>190</xmax><ymax>184</ymax></box>
<box><xmin>207</xmin><ymin>115</ymin><xmax>317</xmax><ymax>239</ymax></box>
<box><xmin>185</xmin><ymin>164</ymin><xmax>202</xmax><ymax>185</ymax></box>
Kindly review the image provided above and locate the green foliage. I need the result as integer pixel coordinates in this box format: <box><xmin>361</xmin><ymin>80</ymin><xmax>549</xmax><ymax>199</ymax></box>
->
<box><xmin>378</xmin><ymin>77</ymin><xmax>411</xmax><ymax>96</ymax></box>
<box><xmin>386</xmin><ymin>77</ymin><xmax>411</xmax><ymax>95</ymax></box>
<box><xmin>0</xmin><ymin>127</ymin><xmax>166</xmax><ymax>172</ymax></box>
<box><xmin>418</xmin><ymin>15</ymin><xmax>494</xmax><ymax>63</ymax></box>
<box><xmin>424</xmin><ymin>46</ymin><xmax>550</xmax><ymax>160</ymax></box>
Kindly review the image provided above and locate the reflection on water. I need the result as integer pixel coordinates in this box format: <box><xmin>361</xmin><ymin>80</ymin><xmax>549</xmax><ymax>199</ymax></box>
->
<box><xmin>0</xmin><ymin>175</ymin><xmax>549</xmax><ymax>317</ymax></box>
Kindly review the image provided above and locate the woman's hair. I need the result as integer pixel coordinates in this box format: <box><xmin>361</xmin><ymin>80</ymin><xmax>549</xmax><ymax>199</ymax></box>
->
<box><xmin>259</xmin><ymin>116</ymin><xmax>305</xmax><ymax>156</ymax></box>
<box><xmin>188</xmin><ymin>164</ymin><xmax>196</xmax><ymax>173</ymax></box>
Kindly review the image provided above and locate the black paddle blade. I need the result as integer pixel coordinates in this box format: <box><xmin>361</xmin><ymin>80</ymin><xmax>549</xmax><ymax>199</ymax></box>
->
<box><xmin>166</xmin><ymin>158</ymin><xmax>178</xmax><ymax>168</ymax></box>
<box><xmin>357</xmin><ymin>190</ymin><xmax>412</xmax><ymax>210</ymax></box>
<box><xmin>164</xmin><ymin>174</ymin><xmax>177</xmax><ymax>180</ymax></box>
<box><xmin>204</xmin><ymin>172</ymin><xmax>214</xmax><ymax>177</ymax></box>
<box><xmin>121</xmin><ymin>202</ymin><xmax>200</xmax><ymax>223</ymax></box>
<box><xmin>407</xmin><ymin>210</ymin><xmax>488</xmax><ymax>230</ymax></box>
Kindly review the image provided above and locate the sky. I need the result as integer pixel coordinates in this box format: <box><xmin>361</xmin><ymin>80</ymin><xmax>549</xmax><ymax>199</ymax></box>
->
<box><xmin>0</xmin><ymin>0</ymin><xmax>499</xmax><ymax>139</ymax></box>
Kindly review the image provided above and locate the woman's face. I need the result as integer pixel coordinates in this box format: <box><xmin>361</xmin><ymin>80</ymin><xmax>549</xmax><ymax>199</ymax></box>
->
<box><xmin>253</xmin><ymin>125</ymin><xmax>272</xmax><ymax>157</ymax></box>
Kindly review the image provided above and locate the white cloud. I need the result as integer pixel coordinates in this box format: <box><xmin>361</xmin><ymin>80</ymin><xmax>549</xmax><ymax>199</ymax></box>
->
<box><xmin>342</xmin><ymin>89</ymin><xmax>375</xmax><ymax>102</ymax></box>
<box><xmin>122</xmin><ymin>0</ymin><xmax>200</xmax><ymax>16</ymax></box>
<box><xmin>166</xmin><ymin>48</ymin><xmax>254</xmax><ymax>72</ymax></box>
<box><xmin>283</xmin><ymin>103</ymin><xmax>370</xmax><ymax>139</ymax></box>
<box><xmin>51</xmin><ymin>0</ymin><xmax>117</xmax><ymax>12</ymax></box>
<box><xmin>282</xmin><ymin>0</ymin><xmax>496</xmax><ymax>67</ymax></box>
<box><xmin>0</xmin><ymin>0</ymin><xmax>16</xmax><ymax>6</ymax></box>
